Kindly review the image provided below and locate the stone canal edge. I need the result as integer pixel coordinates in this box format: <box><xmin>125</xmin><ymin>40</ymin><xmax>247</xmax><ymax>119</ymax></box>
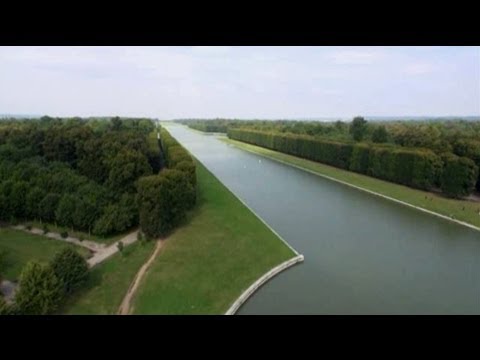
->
<box><xmin>225</xmin><ymin>254</ymin><xmax>304</xmax><ymax>315</ymax></box>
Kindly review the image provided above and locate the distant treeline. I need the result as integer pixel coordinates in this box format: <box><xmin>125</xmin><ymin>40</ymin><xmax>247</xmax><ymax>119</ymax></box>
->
<box><xmin>228</xmin><ymin>128</ymin><xmax>478</xmax><ymax>198</ymax></box>
<box><xmin>178</xmin><ymin>117</ymin><xmax>480</xmax><ymax>196</ymax></box>
<box><xmin>175</xmin><ymin>119</ymin><xmax>245</xmax><ymax>133</ymax></box>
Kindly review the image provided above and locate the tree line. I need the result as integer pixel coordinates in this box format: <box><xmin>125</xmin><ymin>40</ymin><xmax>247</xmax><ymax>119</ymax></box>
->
<box><xmin>0</xmin><ymin>117</ymin><xmax>161</xmax><ymax>236</ymax></box>
<box><xmin>228</xmin><ymin>128</ymin><xmax>478</xmax><ymax>198</ymax></box>
<box><xmin>137</xmin><ymin>126</ymin><xmax>196</xmax><ymax>239</ymax></box>
<box><xmin>179</xmin><ymin>117</ymin><xmax>480</xmax><ymax>194</ymax></box>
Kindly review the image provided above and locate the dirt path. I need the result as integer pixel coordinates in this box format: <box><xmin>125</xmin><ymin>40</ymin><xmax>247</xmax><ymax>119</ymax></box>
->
<box><xmin>87</xmin><ymin>230</ymin><xmax>139</xmax><ymax>268</ymax></box>
<box><xmin>118</xmin><ymin>240</ymin><xmax>164</xmax><ymax>315</ymax></box>
<box><xmin>12</xmin><ymin>225</ymin><xmax>105</xmax><ymax>252</ymax></box>
<box><xmin>12</xmin><ymin>224</ymin><xmax>140</xmax><ymax>269</ymax></box>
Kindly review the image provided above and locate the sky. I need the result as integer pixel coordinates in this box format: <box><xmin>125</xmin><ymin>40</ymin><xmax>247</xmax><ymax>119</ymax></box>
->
<box><xmin>0</xmin><ymin>46</ymin><xmax>479</xmax><ymax>119</ymax></box>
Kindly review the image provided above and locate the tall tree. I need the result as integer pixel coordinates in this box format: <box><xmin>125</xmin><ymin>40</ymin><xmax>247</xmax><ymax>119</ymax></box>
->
<box><xmin>349</xmin><ymin>116</ymin><xmax>368</xmax><ymax>141</ymax></box>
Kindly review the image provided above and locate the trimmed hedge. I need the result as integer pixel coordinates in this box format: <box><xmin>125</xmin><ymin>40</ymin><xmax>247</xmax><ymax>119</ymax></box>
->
<box><xmin>189</xmin><ymin>124</ymin><xmax>228</xmax><ymax>133</ymax></box>
<box><xmin>137</xmin><ymin>127</ymin><xmax>197</xmax><ymax>239</ymax></box>
<box><xmin>440</xmin><ymin>153</ymin><xmax>478</xmax><ymax>198</ymax></box>
<box><xmin>228</xmin><ymin>128</ymin><xmax>478</xmax><ymax>197</ymax></box>
<box><xmin>228</xmin><ymin>128</ymin><xmax>353</xmax><ymax>170</ymax></box>
<box><xmin>159</xmin><ymin>128</ymin><xmax>196</xmax><ymax>190</ymax></box>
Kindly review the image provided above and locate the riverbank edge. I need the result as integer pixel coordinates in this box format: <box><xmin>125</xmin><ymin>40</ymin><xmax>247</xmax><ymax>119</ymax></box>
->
<box><xmin>223</xmin><ymin>138</ymin><xmax>480</xmax><ymax>233</ymax></box>
<box><xmin>165</xmin><ymin>125</ymin><xmax>302</xmax><ymax>257</ymax></box>
<box><xmin>221</xmin><ymin>178</ymin><xmax>302</xmax><ymax>257</ymax></box>
<box><xmin>185</xmin><ymin>156</ymin><xmax>305</xmax><ymax>315</ymax></box>
<box><xmin>225</xmin><ymin>254</ymin><xmax>304</xmax><ymax>315</ymax></box>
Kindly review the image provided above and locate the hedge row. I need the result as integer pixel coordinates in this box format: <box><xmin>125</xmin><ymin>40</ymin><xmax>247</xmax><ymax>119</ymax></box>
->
<box><xmin>160</xmin><ymin>128</ymin><xmax>196</xmax><ymax>187</ymax></box>
<box><xmin>188</xmin><ymin>124</ymin><xmax>228</xmax><ymax>133</ymax></box>
<box><xmin>137</xmin><ymin>127</ymin><xmax>197</xmax><ymax>239</ymax></box>
<box><xmin>228</xmin><ymin>129</ymin><xmax>478</xmax><ymax>198</ymax></box>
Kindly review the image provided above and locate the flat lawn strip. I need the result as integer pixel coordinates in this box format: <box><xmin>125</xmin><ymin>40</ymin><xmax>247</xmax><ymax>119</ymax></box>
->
<box><xmin>131</xmin><ymin>160</ymin><xmax>295</xmax><ymax>314</ymax></box>
<box><xmin>25</xmin><ymin>220</ymin><xmax>133</xmax><ymax>245</ymax></box>
<box><xmin>62</xmin><ymin>241</ymin><xmax>156</xmax><ymax>315</ymax></box>
<box><xmin>222</xmin><ymin>138</ymin><xmax>480</xmax><ymax>229</ymax></box>
<box><xmin>0</xmin><ymin>228</ymin><xmax>92</xmax><ymax>281</ymax></box>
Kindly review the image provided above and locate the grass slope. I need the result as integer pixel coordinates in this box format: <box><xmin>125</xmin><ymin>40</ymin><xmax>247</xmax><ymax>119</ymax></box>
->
<box><xmin>62</xmin><ymin>241</ymin><xmax>155</xmax><ymax>315</ymax></box>
<box><xmin>222</xmin><ymin>137</ymin><xmax>480</xmax><ymax>229</ymax></box>
<box><xmin>0</xmin><ymin>228</ymin><xmax>91</xmax><ymax>281</ymax></box>
<box><xmin>131</xmin><ymin>160</ymin><xmax>295</xmax><ymax>314</ymax></box>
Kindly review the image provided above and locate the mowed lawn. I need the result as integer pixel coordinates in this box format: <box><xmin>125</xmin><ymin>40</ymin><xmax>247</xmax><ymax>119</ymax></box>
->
<box><xmin>222</xmin><ymin>137</ymin><xmax>480</xmax><ymax>229</ymax></box>
<box><xmin>0</xmin><ymin>228</ymin><xmax>91</xmax><ymax>281</ymax></box>
<box><xmin>62</xmin><ymin>241</ymin><xmax>155</xmax><ymax>314</ymax></box>
<box><xmin>131</xmin><ymin>160</ymin><xmax>296</xmax><ymax>314</ymax></box>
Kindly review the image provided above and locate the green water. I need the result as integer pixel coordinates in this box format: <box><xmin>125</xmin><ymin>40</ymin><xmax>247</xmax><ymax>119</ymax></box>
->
<box><xmin>165</xmin><ymin>124</ymin><xmax>480</xmax><ymax>314</ymax></box>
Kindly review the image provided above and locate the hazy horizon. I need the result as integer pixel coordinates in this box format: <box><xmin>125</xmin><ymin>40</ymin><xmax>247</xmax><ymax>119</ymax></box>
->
<box><xmin>1</xmin><ymin>46</ymin><xmax>479</xmax><ymax>119</ymax></box>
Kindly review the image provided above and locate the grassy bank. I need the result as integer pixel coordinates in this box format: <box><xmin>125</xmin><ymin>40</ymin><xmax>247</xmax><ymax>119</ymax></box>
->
<box><xmin>131</xmin><ymin>160</ymin><xmax>296</xmax><ymax>314</ymax></box>
<box><xmin>0</xmin><ymin>228</ymin><xmax>91</xmax><ymax>281</ymax></box>
<box><xmin>222</xmin><ymin>137</ymin><xmax>480</xmax><ymax>229</ymax></box>
<box><xmin>62</xmin><ymin>241</ymin><xmax>155</xmax><ymax>314</ymax></box>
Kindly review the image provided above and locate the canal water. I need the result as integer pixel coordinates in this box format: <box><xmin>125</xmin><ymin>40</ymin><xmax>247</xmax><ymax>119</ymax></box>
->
<box><xmin>165</xmin><ymin>124</ymin><xmax>480</xmax><ymax>314</ymax></box>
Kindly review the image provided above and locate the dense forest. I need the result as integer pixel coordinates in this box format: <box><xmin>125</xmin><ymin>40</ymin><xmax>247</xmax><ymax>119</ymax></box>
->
<box><xmin>0</xmin><ymin>116</ymin><xmax>196</xmax><ymax>238</ymax></box>
<box><xmin>176</xmin><ymin>118</ymin><xmax>480</xmax><ymax>198</ymax></box>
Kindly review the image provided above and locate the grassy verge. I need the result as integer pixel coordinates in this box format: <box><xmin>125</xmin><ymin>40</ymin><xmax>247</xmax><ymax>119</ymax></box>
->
<box><xmin>222</xmin><ymin>137</ymin><xmax>480</xmax><ymax>229</ymax></box>
<box><xmin>0</xmin><ymin>228</ymin><xmax>92</xmax><ymax>281</ymax></box>
<box><xmin>62</xmin><ymin>241</ymin><xmax>155</xmax><ymax>315</ymax></box>
<box><xmin>25</xmin><ymin>221</ymin><xmax>132</xmax><ymax>245</ymax></box>
<box><xmin>131</xmin><ymin>160</ymin><xmax>296</xmax><ymax>314</ymax></box>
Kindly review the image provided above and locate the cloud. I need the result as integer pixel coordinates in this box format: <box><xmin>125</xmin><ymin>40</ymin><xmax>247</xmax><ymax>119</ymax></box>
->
<box><xmin>0</xmin><ymin>46</ymin><xmax>478</xmax><ymax>118</ymax></box>
<box><xmin>191</xmin><ymin>46</ymin><xmax>231</xmax><ymax>55</ymax></box>
<box><xmin>328</xmin><ymin>50</ymin><xmax>387</xmax><ymax>65</ymax></box>
<box><xmin>404</xmin><ymin>62</ymin><xmax>437</xmax><ymax>75</ymax></box>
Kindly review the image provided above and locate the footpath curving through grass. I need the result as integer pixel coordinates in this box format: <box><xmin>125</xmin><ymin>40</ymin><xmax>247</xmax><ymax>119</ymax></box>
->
<box><xmin>62</xmin><ymin>241</ymin><xmax>156</xmax><ymax>314</ymax></box>
<box><xmin>0</xmin><ymin>228</ymin><xmax>91</xmax><ymax>281</ymax></box>
<box><xmin>130</xmin><ymin>160</ymin><xmax>296</xmax><ymax>314</ymax></box>
<box><xmin>222</xmin><ymin>137</ymin><xmax>480</xmax><ymax>230</ymax></box>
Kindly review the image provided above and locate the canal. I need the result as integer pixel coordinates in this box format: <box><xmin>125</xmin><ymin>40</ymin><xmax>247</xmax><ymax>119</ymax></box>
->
<box><xmin>165</xmin><ymin>124</ymin><xmax>480</xmax><ymax>314</ymax></box>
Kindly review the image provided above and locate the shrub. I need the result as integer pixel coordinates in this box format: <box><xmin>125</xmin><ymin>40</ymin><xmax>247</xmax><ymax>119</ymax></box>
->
<box><xmin>15</xmin><ymin>261</ymin><xmax>63</xmax><ymax>315</ymax></box>
<box><xmin>50</xmin><ymin>248</ymin><xmax>89</xmax><ymax>295</ymax></box>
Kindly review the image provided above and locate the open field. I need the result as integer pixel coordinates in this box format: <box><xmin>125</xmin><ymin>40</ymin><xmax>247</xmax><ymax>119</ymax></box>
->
<box><xmin>222</xmin><ymin>137</ymin><xmax>480</xmax><ymax>229</ymax></box>
<box><xmin>130</xmin><ymin>160</ymin><xmax>296</xmax><ymax>314</ymax></box>
<box><xmin>0</xmin><ymin>228</ymin><xmax>92</xmax><ymax>281</ymax></box>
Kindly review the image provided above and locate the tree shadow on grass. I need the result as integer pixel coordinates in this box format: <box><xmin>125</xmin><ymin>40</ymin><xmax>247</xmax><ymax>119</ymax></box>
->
<box><xmin>56</xmin><ymin>265</ymin><xmax>105</xmax><ymax>314</ymax></box>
